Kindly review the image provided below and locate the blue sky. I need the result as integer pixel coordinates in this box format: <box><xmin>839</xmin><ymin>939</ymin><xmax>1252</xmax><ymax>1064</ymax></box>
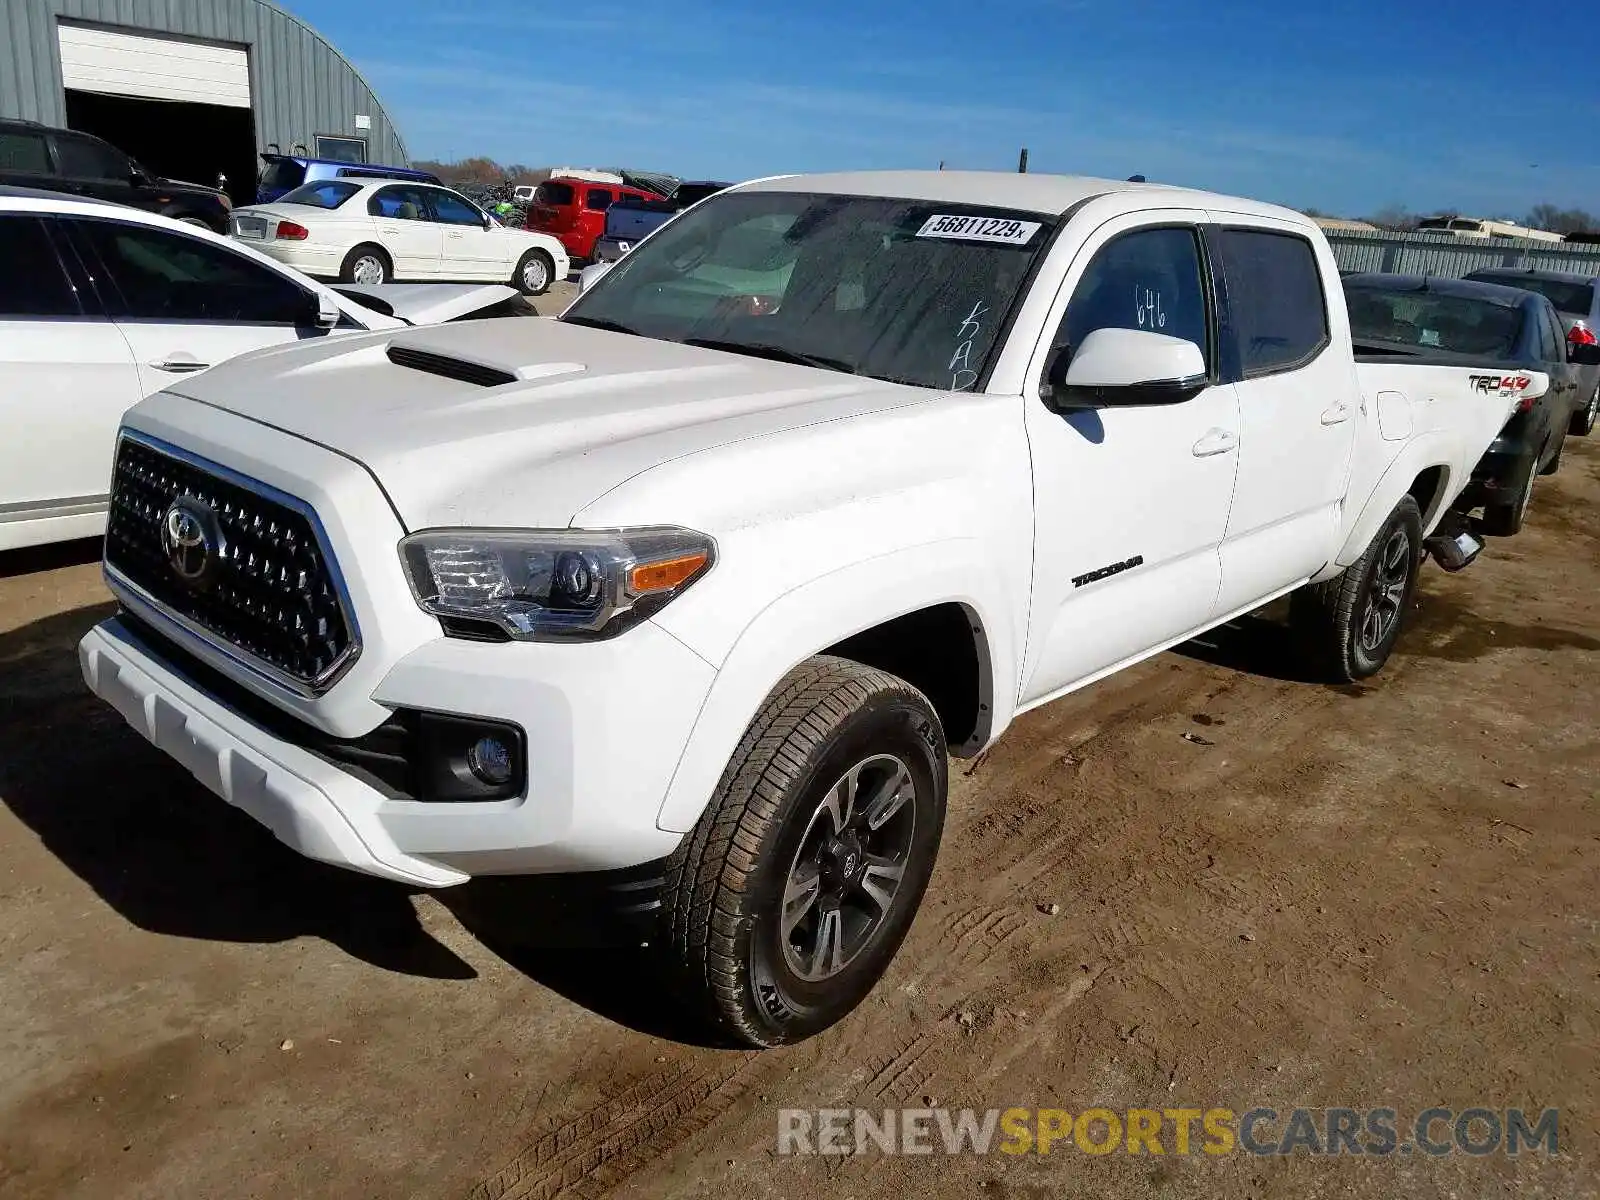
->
<box><xmin>304</xmin><ymin>0</ymin><xmax>1598</xmax><ymax>219</ymax></box>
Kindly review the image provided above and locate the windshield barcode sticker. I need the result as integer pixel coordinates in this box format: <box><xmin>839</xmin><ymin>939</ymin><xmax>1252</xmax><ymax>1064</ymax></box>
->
<box><xmin>916</xmin><ymin>214</ymin><xmax>1042</xmax><ymax>245</ymax></box>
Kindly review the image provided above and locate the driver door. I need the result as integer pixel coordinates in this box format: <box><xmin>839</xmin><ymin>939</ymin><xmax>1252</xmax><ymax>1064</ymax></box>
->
<box><xmin>1018</xmin><ymin>213</ymin><xmax>1240</xmax><ymax>707</ymax></box>
<box><xmin>68</xmin><ymin>216</ymin><xmax>328</xmax><ymax>396</ymax></box>
<box><xmin>426</xmin><ymin>187</ymin><xmax>504</xmax><ymax>279</ymax></box>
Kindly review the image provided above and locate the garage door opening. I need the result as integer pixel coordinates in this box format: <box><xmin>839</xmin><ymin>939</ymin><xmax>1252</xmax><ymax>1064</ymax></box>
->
<box><xmin>64</xmin><ymin>90</ymin><xmax>257</xmax><ymax>206</ymax></box>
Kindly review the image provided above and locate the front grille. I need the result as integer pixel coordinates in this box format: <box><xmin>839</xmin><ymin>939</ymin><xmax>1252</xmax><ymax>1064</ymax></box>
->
<box><xmin>104</xmin><ymin>435</ymin><xmax>358</xmax><ymax>693</ymax></box>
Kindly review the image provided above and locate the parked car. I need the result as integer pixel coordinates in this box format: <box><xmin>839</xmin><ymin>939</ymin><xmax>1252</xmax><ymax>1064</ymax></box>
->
<box><xmin>228</xmin><ymin>179</ymin><xmax>569</xmax><ymax>294</ymax></box>
<box><xmin>1343</xmin><ymin>273</ymin><xmax>1597</xmax><ymax>535</ymax></box>
<box><xmin>82</xmin><ymin>171</ymin><xmax>1523</xmax><ymax>1048</ymax></box>
<box><xmin>255</xmin><ymin>152</ymin><xmax>442</xmax><ymax>204</ymax></box>
<box><xmin>1462</xmin><ymin>267</ymin><xmax>1600</xmax><ymax>435</ymax></box>
<box><xmin>591</xmin><ymin>180</ymin><xmax>732</xmax><ymax>265</ymax></box>
<box><xmin>525</xmin><ymin>176</ymin><xmax>667</xmax><ymax>264</ymax></box>
<box><xmin>0</xmin><ymin>118</ymin><xmax>231</xmax><ymax>231</ymax></box>
<box><xmin>0</xmin><ymin>185</ymin><xmax>521</xmax><ymax>552</ymax></box>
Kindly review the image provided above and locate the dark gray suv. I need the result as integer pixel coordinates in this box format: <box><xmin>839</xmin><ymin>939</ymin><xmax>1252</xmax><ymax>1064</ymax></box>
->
<box><xmin>1464</xmin><ymin>267</ymin><xmax>1600</xmax><ymax>435</ymax></box>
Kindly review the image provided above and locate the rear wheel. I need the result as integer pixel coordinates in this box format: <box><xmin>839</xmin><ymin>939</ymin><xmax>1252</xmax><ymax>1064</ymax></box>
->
<box><xmin>339</xmin><ymin>244</ymin><xmax>390</xmax><ymax>286</ymax></box>
<box><xmin>659</xmin><ymin>656</ymin><xmax>947</xmax><ymax>1047</ymax></box>
<box><xmin>1291</xmin><ymin>496</ymin><xmax>1423</xmax><ymax>682</ymax></box>
<box><xmin>1571</xmin><ymin>384</ymin><xmax>1599</xmax><ymax>437</ymax></box>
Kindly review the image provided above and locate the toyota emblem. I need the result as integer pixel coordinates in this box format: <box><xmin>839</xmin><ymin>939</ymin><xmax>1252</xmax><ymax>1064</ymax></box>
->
<box><xmin>161</xmin><ymin>497</ymin><xmax>221</xmax><ymax>588</ymax></box>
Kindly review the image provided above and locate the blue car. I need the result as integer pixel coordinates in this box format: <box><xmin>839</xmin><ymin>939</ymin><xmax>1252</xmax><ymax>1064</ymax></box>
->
<box><xmin>255</xmin><ymin>153</ymin><xmax>442</xmax><ymax>204</ymax></box>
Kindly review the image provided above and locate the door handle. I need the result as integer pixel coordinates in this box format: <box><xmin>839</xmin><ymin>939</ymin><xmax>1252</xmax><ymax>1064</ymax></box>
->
<box><xmin>1191</xmin><ymin>428</ymin><xmax>1238</xmax><ymax>457</ymax></box>
<box><xmin>150</xmin><ymin>358</ymin><xmax>209</xmax><ymax>373</ymax></box>
<box><xmin>1320</xmin><ymin>402</ymin><xmax>1352</xmax><ymax>425</ymax></box>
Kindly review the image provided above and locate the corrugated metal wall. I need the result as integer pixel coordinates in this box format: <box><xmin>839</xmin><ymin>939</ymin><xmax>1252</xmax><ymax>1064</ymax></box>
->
<box><xmin>1327</xmin><ymin>229</ymin><xmax>1600</xmax><ymax>278</ymax></box>
<box><xmin>0</xmin><ymin>0</ymin><xmax>406</xmax><ymax>163</ymax></box>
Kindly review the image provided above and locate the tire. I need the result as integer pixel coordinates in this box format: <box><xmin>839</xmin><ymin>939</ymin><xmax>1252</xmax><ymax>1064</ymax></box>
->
<box><xmin>177</xmin><ymin>216</ymin><xmax>211</xmax><ymax>229</ymax></box>
<box><xmin>1571</xmin><ymin>384</ymin><xmax>1599</xmax><ymax>437</ymax></box>
<box><xmin>513</xmin><ymin>249</ymin><xmax>555</xmax><ymax>296</ymax></box>
<box><xmin>659</xmin><ymin>656</ymin><xmax>947</xmax><ymax>1047</ymax></box>
<box><xmin>1482</xmin><ymin>464</ymin><xmax>1535</xmax><ymax>536</ymax></box>
<box><xmin>339</xmin><ymin>244</ymin><xmax>390</xmax><ymax>286</ymax></box>
<box><xmin>1290</xmin><ymin>495</ymin><xmax>1423</xmax><ymax>683</ymax></box>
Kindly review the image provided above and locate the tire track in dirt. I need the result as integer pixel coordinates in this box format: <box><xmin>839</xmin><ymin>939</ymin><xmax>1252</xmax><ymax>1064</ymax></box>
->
<box><xmin>467</xmin><ymin>1056</ymin><xmax>760</xmax><ymax>1200</ymax></box>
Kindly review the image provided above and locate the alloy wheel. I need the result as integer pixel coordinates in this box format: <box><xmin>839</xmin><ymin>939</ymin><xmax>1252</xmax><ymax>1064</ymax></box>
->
<box><xmin>1358</xmin><ymin>528</ymin><xmax>1410</xmax><ymax>653</ymax></box>
<box><xmin>780</xmin><ymin>754</ymin><xmax>917</xmax><ymax>983</ymax></box>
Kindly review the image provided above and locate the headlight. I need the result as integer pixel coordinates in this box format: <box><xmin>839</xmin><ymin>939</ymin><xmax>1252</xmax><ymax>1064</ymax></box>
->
<box><xmin>399</xmin><ymin>527</ymin><xmax>715</xmax><ymax>642</ymax></box>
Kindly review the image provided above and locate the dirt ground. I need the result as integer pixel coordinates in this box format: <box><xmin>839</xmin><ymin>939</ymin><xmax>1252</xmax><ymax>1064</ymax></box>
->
<box><xmin>1</xmin><ymin>432</ymin><xmax>1595</xmax><ymax>1199</ymax></box>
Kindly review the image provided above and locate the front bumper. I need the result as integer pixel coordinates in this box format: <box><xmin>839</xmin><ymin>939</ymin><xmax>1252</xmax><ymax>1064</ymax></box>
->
<box><xmin>80</xmin><ymin>612</ymin><xmax>710</xmax><ymax>886</ymax></box>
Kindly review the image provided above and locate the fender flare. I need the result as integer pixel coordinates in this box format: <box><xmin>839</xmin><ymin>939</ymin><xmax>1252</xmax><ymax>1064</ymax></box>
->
<box><xmin>1332</xmin><ymin>433</ymin><xmax>1455</xmax><ymax>570</ymax></box>
<box><xmin>654</xmin><ymin>538</ymin><xmax>1015</xmax><ymax>834</ymax></box>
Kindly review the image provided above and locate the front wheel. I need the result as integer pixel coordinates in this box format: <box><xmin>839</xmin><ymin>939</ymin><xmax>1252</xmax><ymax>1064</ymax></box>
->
<box><xmin>513</xmin><ymin>249</ymin><xmax>555</xmax><ymax>296</ymax></box>
<box><xmin>659</xmin><ymin>656</ymin><xmax>947</xmax><ymax>1047</ymax></box>
<box><xmin>1571</xmin><ymin>384</ymin><xmax>1599</xmax><ymax>437</ymax></box>
<box><xmin>1290</xmin><ymin>495</ymin><xmax>1423</xmax><ymax>682</ymax></box>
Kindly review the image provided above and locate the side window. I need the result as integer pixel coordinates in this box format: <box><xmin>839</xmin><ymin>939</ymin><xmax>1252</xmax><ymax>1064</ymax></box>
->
<box><xmin>368</xmin><ymin>185</ymin><xmax>431</xmax><ymax>220</ymax></box>
<box><xmin>0</xmin><ymin>216</ymin><xmax>82</xmax><ymax>316</ymax></box>
<box><xmin>1544</xmin><ymin>307</ymin><xmax>1567</xmax><ymax>363</ymax></box>
<box><xmin>1217</xmin><ymin>229</ymin><xmax>1330</xmax><ymax>376</ymax></box>
<box><xmin>54</xmin><ymin>135</ymin><xmax>128</xmax><ymax>181</ymax></box>
<box><xmin>0</xmin><ymin>131</ymin><xmax>52</xmax><ymax>174</ymax></box>
<box><xmin>74</xmin><ymin>219</ymin><xmax>310</xmax><ymax>324</ymax></box>
<box><xmin>1056</xmin><ymin>226</ymin><xmax>1211</xmax><ymax>366</ymax></box>
<box><xmin>428</xmin><ymin>189</ymin><xmax>486</xmax><ymax>226</ymax></box>
<box><xmin>586</xmin><ymin>188</ymin><xmax>615</xmax><ymax>212</ymax></box>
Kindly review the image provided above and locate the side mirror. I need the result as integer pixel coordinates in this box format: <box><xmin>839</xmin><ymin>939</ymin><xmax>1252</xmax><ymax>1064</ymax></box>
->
<box><xmin>1044</xmin><ymin>327</ymin><xmax>1208</xmax><ymax>409</ymax></box>
<box><xmin>129</xmin><ymin>166</ymin><xmax>150</xmax><ymax>186</ymax></box>
<box><xmin>1568</xmin><ymin>338</ymin><xmax>1600</xmax><ymax>367</ymax></box>
<box><xmin>311</xmin><ymin>291</ymin><xmax>341</xmax><ymax>329</ymax></box>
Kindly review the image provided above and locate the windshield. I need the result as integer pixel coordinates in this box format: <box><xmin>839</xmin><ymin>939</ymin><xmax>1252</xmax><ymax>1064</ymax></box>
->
<box><xmin>561</xmin><ymin>190</ymin><xmax>1054</xmax><ymax>389</ymax></box>
<box><xmin>258</xmin><ymin>158</ymin><xmax>305</xmax><ymax>192</ymax></box>
<box><xmin>1345</xmin><ymin>286</ymin><xmax>1524</xmax><ymax>357</ymax></box>
<box><xmin>278</xmin><ymin>180</ymin><xmax>361</xmax><ymax>209</ymax></box>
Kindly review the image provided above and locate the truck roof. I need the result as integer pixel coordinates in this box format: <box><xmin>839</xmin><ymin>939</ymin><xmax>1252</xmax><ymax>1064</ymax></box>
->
<box><xmin>736</xmin><ymin>170</ymin><xmax>1310</xmax><ymax>225</ymax></box>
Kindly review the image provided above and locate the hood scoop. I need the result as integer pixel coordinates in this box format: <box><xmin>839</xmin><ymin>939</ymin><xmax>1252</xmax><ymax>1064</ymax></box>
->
<box><xmin>386</xmin><ymin>326</ymin><xmax>587</xmax><ymax>388</ymax></box>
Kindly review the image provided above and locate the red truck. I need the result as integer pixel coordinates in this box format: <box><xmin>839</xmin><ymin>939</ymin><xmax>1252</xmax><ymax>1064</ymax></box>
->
<box><xmin>525</xmin><ymin>176</ymin><xmax>665</xmax><ymax>264</ymax></box>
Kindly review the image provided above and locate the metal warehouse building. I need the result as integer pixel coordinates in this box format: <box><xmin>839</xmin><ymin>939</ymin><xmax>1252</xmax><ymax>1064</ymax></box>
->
<box><xmin>0</xmin><ymin>0</ymin><xmax>407</xmax><ymax>203</ymax></box>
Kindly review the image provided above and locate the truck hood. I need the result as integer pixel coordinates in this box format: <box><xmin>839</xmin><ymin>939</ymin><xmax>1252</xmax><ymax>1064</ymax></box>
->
<box><xmin>161</xmin><ymin>319</ymin><xmax>929</xmax><ymax>530</ymax></box>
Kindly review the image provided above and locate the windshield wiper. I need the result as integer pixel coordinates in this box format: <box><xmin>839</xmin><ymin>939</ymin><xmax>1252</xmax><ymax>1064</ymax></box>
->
<box><xmin>683</xmin><ymin>337</ymin><xmax>856</xmax><ymax>375</ymax></box>
<box><xmin>562</xmin><ymin>315</ymin><xmax>642</xmax><ymax>336</ymax></box>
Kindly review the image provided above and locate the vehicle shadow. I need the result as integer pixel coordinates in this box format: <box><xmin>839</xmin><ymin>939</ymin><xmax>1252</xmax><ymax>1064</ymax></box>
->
<box><xmin>1171</xmin><ymin>597</ymin><xmax>1330</xmax><ymax>685</ymax></box>
<box><xmin>437</xmin><ymin>879</ymin><xmax>738</xmax><ymax>1047</ymax></box>
<box><xmin>1</xmin><ymin>602</ymin><xmax>733</xmax><ymax>1042</ymax></box>
<box><xmin>0</xmin><ymin>602</ymin><xmax>474</xmax><ymax>980</ymax></box>
<box><xmin>0</xmin><ymin>537</ymin><xmax>103</xmax><ymax>579</ymax></box>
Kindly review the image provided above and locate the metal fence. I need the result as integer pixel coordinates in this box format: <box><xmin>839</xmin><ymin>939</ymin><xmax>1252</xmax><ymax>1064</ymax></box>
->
<box><xmin>1325</xmin><ymin>229</ymin><xmax>1600</xmax><ymax>278</ymax></box>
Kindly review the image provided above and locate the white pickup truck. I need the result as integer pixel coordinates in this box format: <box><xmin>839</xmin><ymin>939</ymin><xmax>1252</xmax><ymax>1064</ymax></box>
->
<box><xmin>80</xmin><ymin>171</ymin><xmax>1532</xmax><ymax>1047</ymax></box>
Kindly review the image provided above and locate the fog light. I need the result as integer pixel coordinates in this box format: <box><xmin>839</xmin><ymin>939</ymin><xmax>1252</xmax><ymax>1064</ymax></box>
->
<box><xmin>466</xmin><ymin>736</ymin><xmax>514</xmax><ymax>786</ymax></box>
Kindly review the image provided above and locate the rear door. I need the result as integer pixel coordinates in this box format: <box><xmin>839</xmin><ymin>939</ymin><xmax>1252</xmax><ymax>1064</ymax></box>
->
<box><xmin>0</xmin><ymin>213</ymin><xmax>142</xmax><ymax>542</ymax></box>
<box><xmin>68</xmin><ymin>216</ymin><xmax>324</xmax><ymax>395</ymax></box>
<box><xmin>1209</xmin><ymin>219</ymin><xmax>1357</xmax><ymax>614</ymax></box>
<box><xmin>1537</xmin><ymin>301</ymin><xmax>1582</xmax><ymax>431</ymax></box>
<box><xmin>50</xmin><ymin>132</ymin><xmax>138</xmax><ymax>208</ymax></box>
<box><xmin>366</xmin><ymin>184</ymin><xmax>443</xmax><ymax>279</ymax></box>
